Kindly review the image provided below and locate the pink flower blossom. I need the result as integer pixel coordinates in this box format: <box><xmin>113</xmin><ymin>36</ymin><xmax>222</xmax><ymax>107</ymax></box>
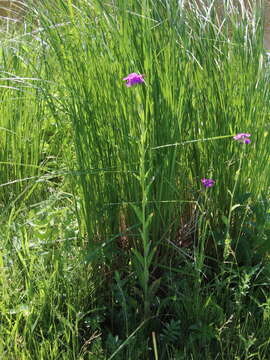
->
<box><xmin>201</xmin><ymin>178</ymin><xmax>215</xmax><ymax>188</ymax></box>
<box><xmin>123</xmin><ymin>73</ymin><xmax>145</xmax><ymax>87</ymax></box>
<box><xmin>233</xmin><ymin>133</ymin><xmax>251</xmax><ymax>144</ymax></box>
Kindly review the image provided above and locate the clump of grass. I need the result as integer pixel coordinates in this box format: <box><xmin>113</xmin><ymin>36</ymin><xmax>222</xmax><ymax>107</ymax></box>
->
<box><xmin>0</xmin><ymin>193</ymin><xmax>106</xmax><ymax>359</ymax></box>
<box><xmin>0</xmin><ymin>0</ymin><xmax>270</xmax><ymax>359</ymax></box>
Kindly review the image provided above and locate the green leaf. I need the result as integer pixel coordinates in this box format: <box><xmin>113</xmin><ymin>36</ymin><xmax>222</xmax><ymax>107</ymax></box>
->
<box><xmin>131</xmin><ymin>204</ymin><xmax>143</xmax><ymax>223</ymax></box>
<box><xmin>145</xmin><ymin>212</ymin><xmax>154</xmax><ymax>229</ymax></box>
<box><xmin>148</xmin><ymin>278</ymin><xmax>161</xmax><ymax>300</ymax></box>
<box><xmin>221</xmin><ymin>215</ymin><xmax>229</xmax><ymax>225</ymax></box>
<box><xmin>132</xmin><ymin>248</ymin><xmax>145</xmax><ymax>269</ymax></box>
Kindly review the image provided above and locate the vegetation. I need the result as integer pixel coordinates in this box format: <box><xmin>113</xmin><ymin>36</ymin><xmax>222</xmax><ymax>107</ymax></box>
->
<box><xmin>0</xmin><ymin>0</ymin><xmax>270</xmax><ymax>358</ymax></box>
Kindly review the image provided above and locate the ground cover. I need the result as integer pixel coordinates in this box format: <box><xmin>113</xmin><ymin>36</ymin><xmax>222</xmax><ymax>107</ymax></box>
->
<box><xmin>0</xmin><ymin>1</ymin><xmax>270</xmax><ymax>359</ymax></box>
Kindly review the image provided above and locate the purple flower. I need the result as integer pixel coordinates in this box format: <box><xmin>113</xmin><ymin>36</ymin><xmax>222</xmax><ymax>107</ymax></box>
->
<box><xmin>233</xmin><ymin>133</ymin><xmax>251</xmax><ymax>144</ymax></box>
<box><xmin>123</xmin><ymin>73</ymin><xmax>145</xmax><ymax>87</ymax></box>
<box><xmin>201</xmin><ymin>178</ymin><xmax>215</xmax><ymax>188</ymax></box>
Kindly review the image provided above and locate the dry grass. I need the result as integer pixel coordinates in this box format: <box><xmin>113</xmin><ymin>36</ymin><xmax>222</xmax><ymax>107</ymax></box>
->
<box><xmin>0</xmin><ymin>0</ymin><xmax>26</xmax><ymax>20</ymax></box>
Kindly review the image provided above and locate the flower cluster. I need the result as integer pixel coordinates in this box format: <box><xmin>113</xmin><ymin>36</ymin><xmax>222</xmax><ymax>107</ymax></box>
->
<box><xmin>201</xmin><ymin>133</ymin><xmax>251</xmax><ymax>188</ymax></box>
<box><xmin>123</xmin><ymin>73</ymin><xmax>251</xmax><ymax>191</ymax></box>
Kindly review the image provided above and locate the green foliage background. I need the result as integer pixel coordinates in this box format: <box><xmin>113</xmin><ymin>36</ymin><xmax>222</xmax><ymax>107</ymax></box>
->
<box><xmin>0</xmin><ymin>1</ymin><xmax>270</xmax><ymax>359</ymax></box>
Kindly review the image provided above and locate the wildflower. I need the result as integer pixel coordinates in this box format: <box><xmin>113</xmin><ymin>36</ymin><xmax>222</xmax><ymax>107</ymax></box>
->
<box><xmin>123</xmin><ymin>73</ymin><xmax>145</xmax><ymax>87</ymax></box>
<box><xmin>201</xmin><ymin>178</ymin><xmax>215</xmax><ymax>188</ymax></box>
<box><xmin>233</xmin><ymin>133</ymin><xmax>251</xmax><ymax>144</ymax></box>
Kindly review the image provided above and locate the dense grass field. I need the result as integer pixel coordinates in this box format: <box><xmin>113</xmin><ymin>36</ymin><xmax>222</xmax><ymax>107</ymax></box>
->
<box><xmin>1</xmin><ymin>0</ymin><xmax>270</xmax><ymax>359</ymax></box>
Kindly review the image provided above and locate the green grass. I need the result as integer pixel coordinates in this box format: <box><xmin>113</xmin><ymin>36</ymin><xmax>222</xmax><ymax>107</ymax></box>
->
<box><xmin>0</xmin><ymin>0</ymin><xmax>270</xmax><ymax>359</ymax></box>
